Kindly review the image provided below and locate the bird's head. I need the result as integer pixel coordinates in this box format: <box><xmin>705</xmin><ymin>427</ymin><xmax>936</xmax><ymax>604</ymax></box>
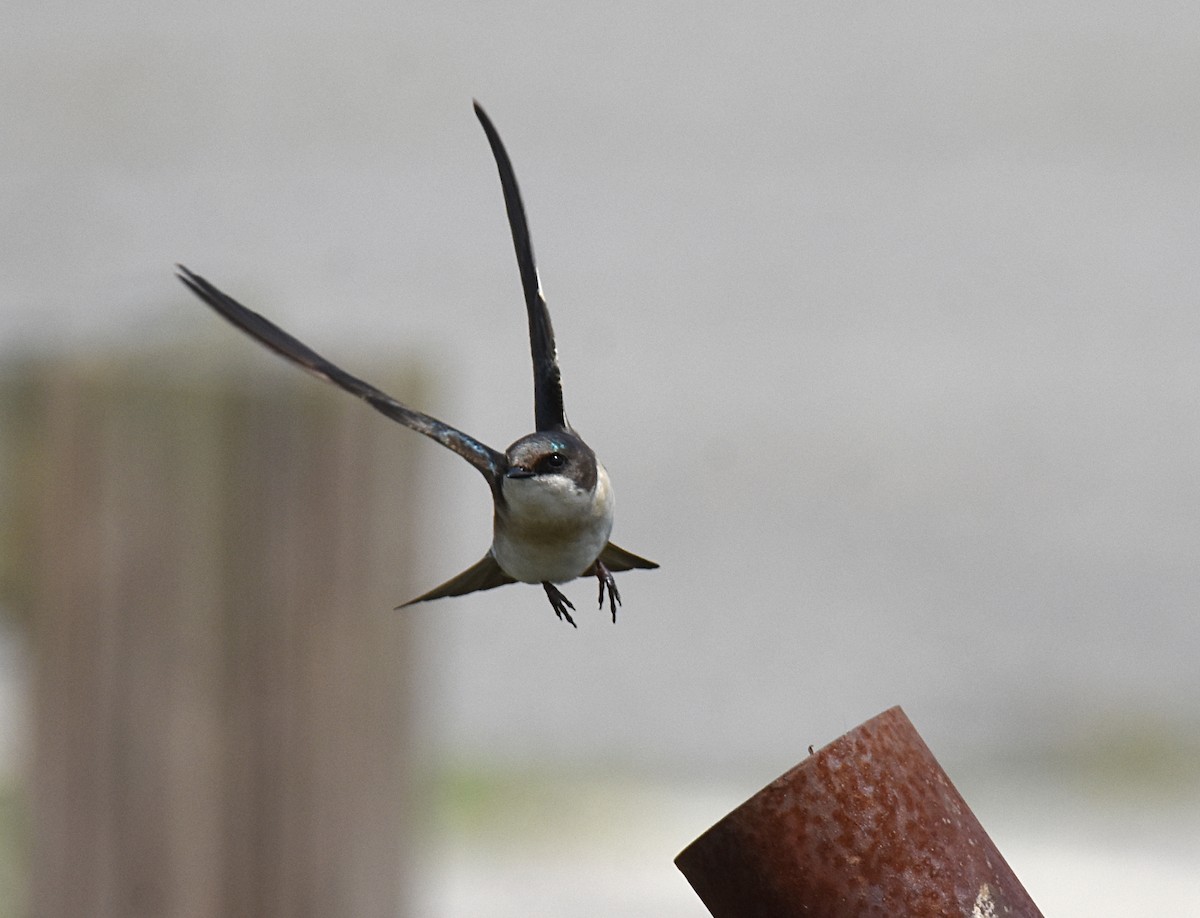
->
<box><xmin>502</xmin><ymin>430</ymin><xmax>598</xmax><ymax>494</ymax></box>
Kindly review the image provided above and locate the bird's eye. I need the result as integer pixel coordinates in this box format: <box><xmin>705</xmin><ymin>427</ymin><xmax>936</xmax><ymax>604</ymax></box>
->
<box><xmin>545</xmin><ymin>452</ymin><xmax>566</xmax><ymax>470</ymax></box>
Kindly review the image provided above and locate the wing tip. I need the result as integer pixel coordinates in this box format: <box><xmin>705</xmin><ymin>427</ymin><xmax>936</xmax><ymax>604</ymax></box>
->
<box><xmin>175</xmin><ymin>263</ymin><xmax>199</xmax><ymax>290</ymax></box>
<box><xmin>473</xmin><ymin>99</ymin><xmax>494</xmax><ymax>133</ymax></box>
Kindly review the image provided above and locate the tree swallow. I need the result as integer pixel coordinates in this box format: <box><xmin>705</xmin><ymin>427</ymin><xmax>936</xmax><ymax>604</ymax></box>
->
<box><xmin>177</xmin><ymin>101</ymin><xmax>657</xmax><ymax>627</ymax></box>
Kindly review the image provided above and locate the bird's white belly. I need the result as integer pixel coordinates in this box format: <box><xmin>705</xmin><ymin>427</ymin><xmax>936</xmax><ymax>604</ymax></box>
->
<box><xmin>492</xmin><ymin>466</ymin><xmax>614</xmax><ymax>583</ymax></box>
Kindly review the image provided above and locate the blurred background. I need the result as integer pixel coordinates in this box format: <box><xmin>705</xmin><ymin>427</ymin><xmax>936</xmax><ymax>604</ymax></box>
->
<box><xmin>3</xmin><ymin>2</ymin><xmax>1200</xmax><ymax>915</ymax></box>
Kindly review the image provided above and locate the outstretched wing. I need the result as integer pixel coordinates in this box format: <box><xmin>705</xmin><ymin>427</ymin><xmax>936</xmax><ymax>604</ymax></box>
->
<box><xmin>596</xmin><ymin>541</ymin><xmax>660</xmax><ymax>572</ymax></box>
<box><xmin>473</xmin><ymin>101</ymin><xmax>567</xmax><ymax>433</ymax></box>
<box><xmin>397</xmin><ymin>553</ymin><xmax>516</xmax><ymax>608</ymax></box>
<box><xmin>177</xmin><ymin>266</ymin><xmax>505</xmax><ymax>488</ymax></box>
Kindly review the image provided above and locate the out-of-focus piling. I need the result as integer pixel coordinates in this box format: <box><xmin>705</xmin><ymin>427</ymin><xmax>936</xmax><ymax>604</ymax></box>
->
<box><xmin>675</xmin><ymin>706</ymin><xmax>1042</xmax><ymax>918</ymax></box>
<box><xmin>7</xmin><ymin>355</ymin><xmax>424</xmax><ymax>918</ymax></box>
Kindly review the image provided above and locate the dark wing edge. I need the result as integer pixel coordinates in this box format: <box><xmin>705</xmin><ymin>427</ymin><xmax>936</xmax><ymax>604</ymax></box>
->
<box><xmin>596</xmin><ymin>541</ymin><xmax>660</xmax><ymax>572</ymax></box>
<box><xmin>396</xmin><ymin>553</ymin><xmax>516</xmax><ymax>608</ymax></box>
<box><xmin>473</xmin><ymin>101</ymin><xmax>567</xmax><ymax>433</ymax></box>
<box><xmin>176</xmin><ymin>265</ymin><xmax>505</xmax><ymax>487</ymax></box>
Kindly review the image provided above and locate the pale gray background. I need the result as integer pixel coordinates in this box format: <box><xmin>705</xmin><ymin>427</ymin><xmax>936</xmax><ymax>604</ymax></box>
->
<box><xmin>4</xmin><ymin>3</ymin><xmax>1199</xmax><ymax>914</ymax></box>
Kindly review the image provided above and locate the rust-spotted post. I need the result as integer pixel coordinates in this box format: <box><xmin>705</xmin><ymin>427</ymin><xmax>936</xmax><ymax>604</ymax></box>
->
<box><xmin>676</xmin><ymin>706</ymin><xmax>1042</xmax><ymax>918</ymax></box>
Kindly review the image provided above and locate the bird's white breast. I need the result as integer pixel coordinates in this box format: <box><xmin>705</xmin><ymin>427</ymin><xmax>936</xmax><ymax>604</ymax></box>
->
<box><xmin>492</xmin><ymin>465</ymin><xmax>614</xmax><ymax>583</ymax></box>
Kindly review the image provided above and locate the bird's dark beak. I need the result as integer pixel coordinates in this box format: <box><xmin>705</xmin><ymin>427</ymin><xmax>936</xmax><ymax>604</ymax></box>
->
<box><xmin>505</xmin><ymin>466</ymin><xmax>535</xmax><ymax>479</ymax></box>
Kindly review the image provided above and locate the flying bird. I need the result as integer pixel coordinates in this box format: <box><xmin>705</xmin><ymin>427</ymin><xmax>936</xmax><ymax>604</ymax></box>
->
<box><xmin>177</xmin><ymin>101</ymin><xmax>657</xmax><ymax>627</ymax></box>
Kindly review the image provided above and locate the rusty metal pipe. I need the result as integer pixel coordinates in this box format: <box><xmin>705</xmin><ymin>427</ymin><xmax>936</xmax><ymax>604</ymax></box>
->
<box><xmin>675</xmin><ymin>706</ymin><xmax>1042</xmax><ymax>917</ymax></box>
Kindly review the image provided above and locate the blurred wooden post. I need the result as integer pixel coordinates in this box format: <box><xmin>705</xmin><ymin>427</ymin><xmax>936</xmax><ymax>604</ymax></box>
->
<box><xmin>11</xmin><ymin>354</ymin><xmax>424</xmax><ymax>918</ymax></box>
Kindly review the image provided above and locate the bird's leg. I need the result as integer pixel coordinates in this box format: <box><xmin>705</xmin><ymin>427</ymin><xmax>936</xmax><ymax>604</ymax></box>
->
<box><xmin>542</xmin><ymin>582</ymin><xmax>577</xmax><ymax>628</ymax></box>
<box><xmin>595</xmin><ymin>561</ymin><xmax>622</xmax><ymax>623</ymax></box>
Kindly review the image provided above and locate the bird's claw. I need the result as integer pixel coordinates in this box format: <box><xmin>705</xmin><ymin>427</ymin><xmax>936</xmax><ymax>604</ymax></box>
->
<box><xmin>595</xmin><ymin>562</ymin><xmax>622</xmax><ymax>623</ymax></box>
<box><xmin>543</xmin><ymin>582</ymin><xmax>577</xmax><ymax>628</ymax></box>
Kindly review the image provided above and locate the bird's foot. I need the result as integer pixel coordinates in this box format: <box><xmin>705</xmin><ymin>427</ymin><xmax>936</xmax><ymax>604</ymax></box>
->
<box><xmin>595</xmin><ymin>561</ymin><xmax>622</xmax><ymax>623</ymax></box>
<box><xmin>543</xmin><ymin>582</ymin><xmax>577</xmax><ymax>628</ymax></box>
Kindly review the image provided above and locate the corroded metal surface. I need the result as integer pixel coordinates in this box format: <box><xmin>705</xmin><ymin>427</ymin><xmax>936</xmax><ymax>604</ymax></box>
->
<box><xmin>676</xmin><ymin>706</ymin><xmax>1042</xmax><ymax>917</ymax></box>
